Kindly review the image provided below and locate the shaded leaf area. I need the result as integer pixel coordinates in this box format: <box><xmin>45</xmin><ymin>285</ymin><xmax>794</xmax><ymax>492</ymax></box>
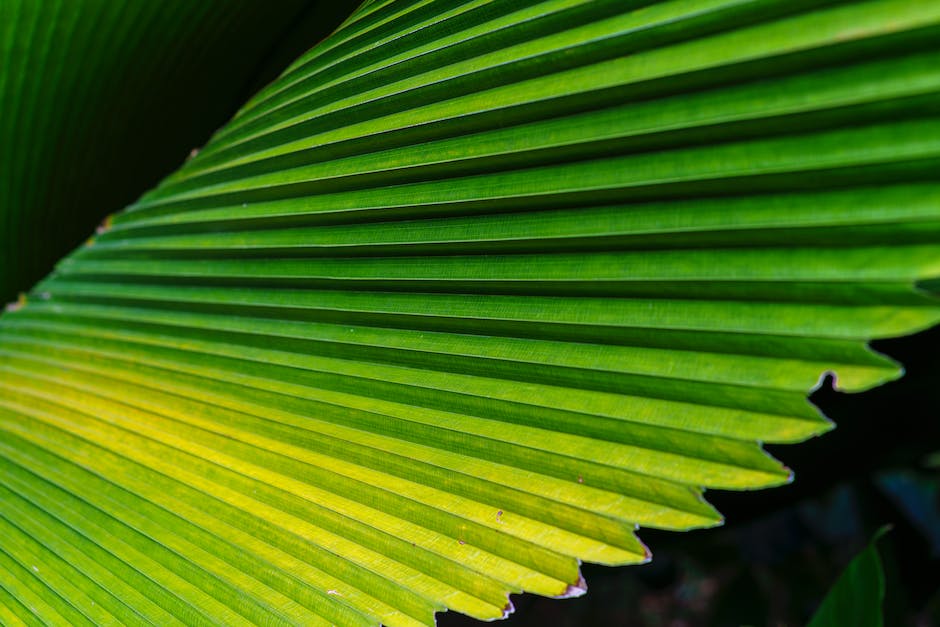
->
<box><xmin>806</xmin><ymin>528</ymin><xmax>886</xmax><ymax>627</ymax></box>
<box><xmin>2</xmin><ymin>0</ymin><xmax>940</xmax><ymax>625</ymax></box>
<box><xmin>0</xmin><ymin>0</ymin><xmax>353</xmax><ymax>302</ymax></box>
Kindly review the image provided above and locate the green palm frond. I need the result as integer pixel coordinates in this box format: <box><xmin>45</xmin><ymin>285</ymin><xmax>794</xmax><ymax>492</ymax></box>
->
<box><xmin>1</xmin><ymin>1</ymin><xmax>939</xmax><ymax>625</ymax></box>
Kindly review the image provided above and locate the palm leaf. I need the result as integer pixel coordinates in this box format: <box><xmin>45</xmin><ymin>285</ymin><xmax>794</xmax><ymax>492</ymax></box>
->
<box><xmin>807</xmin><ymin>529</ymin><xmax>888</xmax><ymax>627</ymax></box>
<box><xmin>2</xmin><ymin>1</ymin><xmax>939</xmax><ymax>624</ymax></box>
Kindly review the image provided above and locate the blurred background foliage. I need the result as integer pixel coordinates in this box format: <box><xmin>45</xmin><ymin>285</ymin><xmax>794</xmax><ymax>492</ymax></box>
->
<box><xmin>0</xmin><ymin>0</ymin><xmax>353</xmax><ymax>304</ymax></box>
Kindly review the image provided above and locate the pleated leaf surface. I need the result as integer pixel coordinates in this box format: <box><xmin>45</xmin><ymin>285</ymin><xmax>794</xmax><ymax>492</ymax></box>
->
<box><xmin>2</xmin><ymin>0</ymin><xmax>940</xmax><ymax>625</ymax></box>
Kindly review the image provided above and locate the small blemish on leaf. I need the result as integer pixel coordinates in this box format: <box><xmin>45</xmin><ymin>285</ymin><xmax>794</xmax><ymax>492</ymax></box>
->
<box><xmin>560</xmin><ymin>574</ymin><xmax>588</xmax><ymax>598</ymax></box>
<box><xmin>5</xmin><ymin>293</ymin><xmax>27</xmax><ymax>312</ymax></box>
<box><xmin>501</xmin><ymin>599</ymin><xmax>515</xmax><ymax>618</ymax></box>
<box><xmin>458</xmin><ymin>539</ymin><xmax>465</xmax><ymax>545</ymax></box>
<box><xmin>576</xmin><ymin>475</ymin><xmax>584</xmax><ymax>484</ymax></box>
<box><xmin>96</xmin><ymin>215</ymin><xmax>113</xmax><ymax>235</ymax></box>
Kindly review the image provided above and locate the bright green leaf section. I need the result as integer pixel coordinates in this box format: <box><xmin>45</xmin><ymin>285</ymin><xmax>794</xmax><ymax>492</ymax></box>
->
<box><xmin>1</xmin><ymin>1</ymin><xmax>940</xmax><ymax>625</ymax></box>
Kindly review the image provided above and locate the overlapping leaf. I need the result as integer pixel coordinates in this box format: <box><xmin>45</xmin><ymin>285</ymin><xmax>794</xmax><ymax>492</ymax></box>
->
<box><xmin>0</xmin><ymin>0</ymin><xmax>348</xmax><ymax>303</ymax></box>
